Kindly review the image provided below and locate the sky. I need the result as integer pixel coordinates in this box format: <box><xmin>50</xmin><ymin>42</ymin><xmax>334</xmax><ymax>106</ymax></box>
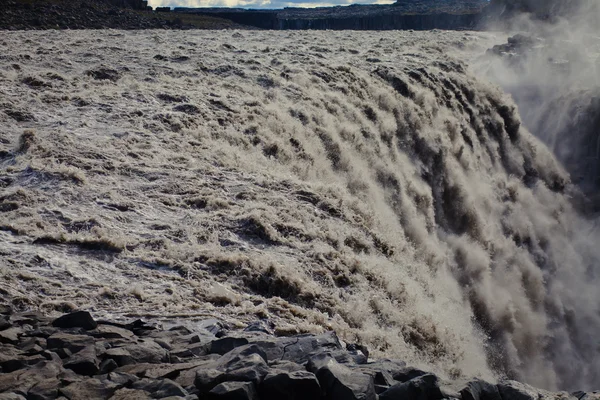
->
<box><xmin>147</xmin><ymin>0</ymin><xmax>395</xmax><ymax>10</ymax></box>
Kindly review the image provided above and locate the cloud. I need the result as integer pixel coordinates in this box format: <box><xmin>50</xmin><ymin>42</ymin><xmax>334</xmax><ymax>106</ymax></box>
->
<box><xmin>148</xmin><ymin>0</ymin><xmax>393</xmax><ymax>10</ymax></box>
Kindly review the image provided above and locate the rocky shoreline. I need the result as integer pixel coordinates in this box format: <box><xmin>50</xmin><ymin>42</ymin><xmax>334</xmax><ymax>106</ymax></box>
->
<box><xmin>0</xmin><ymin>0</ymin><xmax>240</xmax><ymax>30</ymax></box>
<box><xmin>0</xmin><ymin>308</ymin><xmax>595</xmax><ymax>399</ymax></box>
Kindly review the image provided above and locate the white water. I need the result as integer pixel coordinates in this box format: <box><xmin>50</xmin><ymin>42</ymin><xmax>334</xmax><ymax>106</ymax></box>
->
<box><xmin>0</xmin><ymin>29</ymin><xmax>598</xmax><ymax>391</ymax></box>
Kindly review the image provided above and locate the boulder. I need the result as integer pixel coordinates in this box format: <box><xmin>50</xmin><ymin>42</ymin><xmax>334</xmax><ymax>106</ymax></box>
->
<box><xmin>47</xmin><ymin>333</ymin><xmax>94</xmax><ymax>353</ymax></box>
<box><xmin>27</xmin><ymin>378</ymin><xmax>60</xmax><ymax>400</ymax></box>
<box><xmin>208</xmin><ymin>381</ymin><xmax>258</xmax><ymax>400</ymax></box>
<box><xmin>131</xmin><ymin>378</ymin><xmax>188</xmax><ymax>397</ymax></box>
<box><xmin>124</xmin><ymin>341</ymin><xmax>169</xmax><ymax>364</ymax></box>
<box><xmin>497</xmin><ymin>381</ymin><xmax>576</xmax><ymax>400</ymax></box>
<box><xmin>64</xmin><ymin>345</ymin><xmax>100</xmax><ymax>376</ymax></box>
<box><xmin>104</xmin><ymin>347</ymin><xmax>135</xmax><ymax>367</ymax></box>
<box><xmin>52</xmin><ymin>311</ymin><xmax>98</xmax><ymax>331</ymax></box>
<box><xmin>259</xmin><ymin>370</ymin><xmax>321</xmax><ymax>400</ymax></box>
<box><xmin>0</xmin><ymin>361</ymin><xmax>64</xmax><ymax>393</ymax></box>
<box><xmin>109</xmin><ymin>388</ymin><xmax>152</xmax><ymax>400</ymax></box>
<box><xmin>208</xmin><ymin>337</ymin><xmax>249</xmax><ymax>356</ymax></box>
<box><xmin>461</xmin><ymin>379</ymin><xmax>503</xmax><ymax>400</ymax></box>
<box><xmin>59</xmin><ymin>378</ymin><xmax>118</xmax><ymax>400</ymax></box>
<box><xmin>307</xmin><ymin>353</ymin><xmax>376</xmax><ymax>400</ymax></box>
<box><xmin>194</xmin><ymin>345</ymin><xmax>270</xmax><ymax>393</ymax></box>
<box><xmin>90</xmin><ymin>325</ymin><xmax>134</xmax><ymax>340</ymax></box>
<box><xmin>0</xmin><ymin>327</ymin><xmax>22</xmax><ymax>345</ymax></box>
<box><xmin>379</xmin><ymin>374</ymin><xmax>443</xmax><ymax>400</ymax></box>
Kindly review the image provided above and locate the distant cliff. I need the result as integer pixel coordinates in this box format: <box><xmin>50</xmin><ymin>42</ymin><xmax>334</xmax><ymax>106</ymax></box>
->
<box><xmin>174</xmin><ymin>0</ymin><xmax>488</xmax><ymax>31</ymax></box>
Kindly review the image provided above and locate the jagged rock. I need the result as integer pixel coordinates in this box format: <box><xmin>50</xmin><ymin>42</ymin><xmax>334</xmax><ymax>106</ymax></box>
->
<box><xmin>59</xmin><ymin>378</ymin><xmax>118</xmax><ymax>400</ymax></box>
<box><xmin>171</xmin><ymin>342</ymin><xmax>209</xmax><ymax>359</ymax></box>
<box><xmin>100</xmin><ymin>358</ymin><xmax>118</xmax><ymax>374</ymax></box>
<box><xmin>24</xmin><ymin>327</ymin><xmax>58</xmax><ymax>339</ymax></box>
<box><xmin>47</xmin><ymin>333</ymin><xmax>94</xmax><ymax>353</ymax></box>
<box><xmin>461</xmin><ymin>379</ymin><xmax>503</xmax><ymax>400</ymax></box>
<box><xmin>259</xmin><ymin>370</ymin><xmax>321</xmax><ymax>400</ymax></box>
<box><xmin>208</xmin><ymin>381</ymin><xmax>258</xmax><ymax>400</ymax></box>
<box><xmin>64</xmin><ymin>345</ymin><xmax>100</xmax><ymax>376</ymax></box>
<box><xmin>497</xmin><ymin>381</ymin><xmax>576</xmax><ymax>400</ymax></box>
<box><xmin>109</xmin><ymin>388</ymin><xmax>152</xmax><ymax>400</ymax></box>
<box><xmin>0</xmin><ymin>394</ymin><xmax>26</xmax><ymax>400</ymax></box>
<box><xmin>52</xmin><ymin>311</ymin><xmax>98</xmax><ymax>331</ymax></box>
<box><xmin>267</xmin><ymin>360</ymin><xmax>305</xmax><ymax>373</ymax></box>
<box><xmin>307</xmin><ymin>353</ymin><xmax>376</xmax><ymax>400</ymax></box>
<box><xmin>124</xmin><ymin>340</ymin><xmax>169</xmax><ymax>364</ymax></box>
<box><xmin>194</xmin><ymin>345</ymin><xmax>270</xmax><ymax>393</ymax></box>
<box><xmin>131</xmin><ymin>378</ymin><xmax>188</xmax><ymax>397</ymax></box>
<box><xmin>581</xmin><ymin>393</ymin><xmax>600</xmax><ymax>400</ymax></box>
<box><xmin>0</xmin><ymin>354</ymin><xmax>47</xmax><ymax>373</ymax></box>
<box><xmin>244</xmin><ymin>321</ymin><xmax>273</xmax><ymax>335</ymax></box>
<box><xmin>0</xmin><ymin>316</ymin><xmax>11</xmax><ymax>330</ymax></box>
<box><xmin>104</xmin><ymin>347</ymin><xmax>134</xmax><ymax>367</ymax></box>
<box><xmin>0</xmin><ymin>305</ymin><xmax>12</xmax><ymax>316</ymax></box>
<box><xmin>0</xmin><ymin>327</ymin><xmax>22</xmax><ymax>344</ymax></box>
<box><xmin>27</xmin><ymin>378</ymin><xmax>60</xmax><ymax>400</ymax></box>
<box><xmin>90</xmin><ymin>325</ymin><xmax>134</xmax><ymax>340</ymax></box>
<box><xmin>0</xmin><ymin>361</ymin><xmax>64</xmax><ymax>393</ymax></box>
<box><xmin>196</xmin><ymin>319</ymin><xmax>227</xmax><ymax>337</ymax></box>
<box><xmin>247</xmin><ymin>331</ymin><xmax>343</xmax><ymax>364</ymax></box>
<box><xmin>379</xmin><ymin>374</ymin><xmax>443</xmax><ymax>400</ymax></box>
<box><xmin>105</xmin><ymin>371</ymin><xmax>139</xmax><ymax>386</ymax></box>
<box><xmin>208</xmin><ymin>337</ymin><xmax>249</xmax><ymax>356</ymax></box>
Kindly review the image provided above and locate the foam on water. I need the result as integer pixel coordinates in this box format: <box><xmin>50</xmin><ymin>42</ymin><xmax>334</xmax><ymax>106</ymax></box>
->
<box><xmin>0</xmin><ymin>29</ymin><xmax>598</xmax><ymax>390</ymax></box>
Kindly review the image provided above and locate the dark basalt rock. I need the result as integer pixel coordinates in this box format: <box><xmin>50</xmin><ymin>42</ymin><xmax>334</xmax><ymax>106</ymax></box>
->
<box><xmin>52</xmin><ymin>311</ymin><xmax>98</xmax><ymax>331</ymax></box>
<box><xmin>64</xmin><ymin>345</ymin><xmax>100</xmax><ymax>376</ymax></box>
<box><xmin>0</xmin><ymin>310</ymin><xmax>595</xmax><ymax>400</ymax></box>
<box><xmin>208</xmin><ymin>381</ymin><xmax>258</xmax><ymax>400</ymax></box>
<box><xmin>259</xmin><ymin>370</ymin><xmax>321</xmax><ymax>400</ymax></box>
<box><xmin>307</xmin><ymin>352</ymin><xmax>376</xmax><ymax>400</ymax></box>
<box><xmin>379</xmin><ymin>374</ymin><xmax>444</xmax><ymax>400</ymax></box>
<box><xmin>461</xmin><ymin>378</ymin><xmax>503</xmax><ymax>400</ymax></box>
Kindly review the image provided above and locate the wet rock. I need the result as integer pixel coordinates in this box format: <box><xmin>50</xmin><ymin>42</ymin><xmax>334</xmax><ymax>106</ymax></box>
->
<box><xmin>64</xmin><ymin>345</ymin><xmax>100</xmax><ymax>376</ymax></box>
<box><xmin>307</xmin><ymin>353</ymin><xmax>376</xmax><ymax>400</ymax></box>
<box><xmin>259</xmin><ymin>370</ymin><xmax>321</xmax><ymax>400</ymax></box>
<box><xmin>208</xmin><ymin>381</ymin><xmax>258</xmax><ymax>400</ymax></box>
<box><xmin>52</xmin><ymin>311</ymin><xmax>98</xmax><ymax>330</ymax></box>
<box><xmin>379</xmin><ymin>374</ymin><xmax>443</xmax><ymax>400</ymax></box>
<box><xmin>461</xmin><ymin>379</ymin><xmax>503</xmax><ymax>400</ymax></box>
